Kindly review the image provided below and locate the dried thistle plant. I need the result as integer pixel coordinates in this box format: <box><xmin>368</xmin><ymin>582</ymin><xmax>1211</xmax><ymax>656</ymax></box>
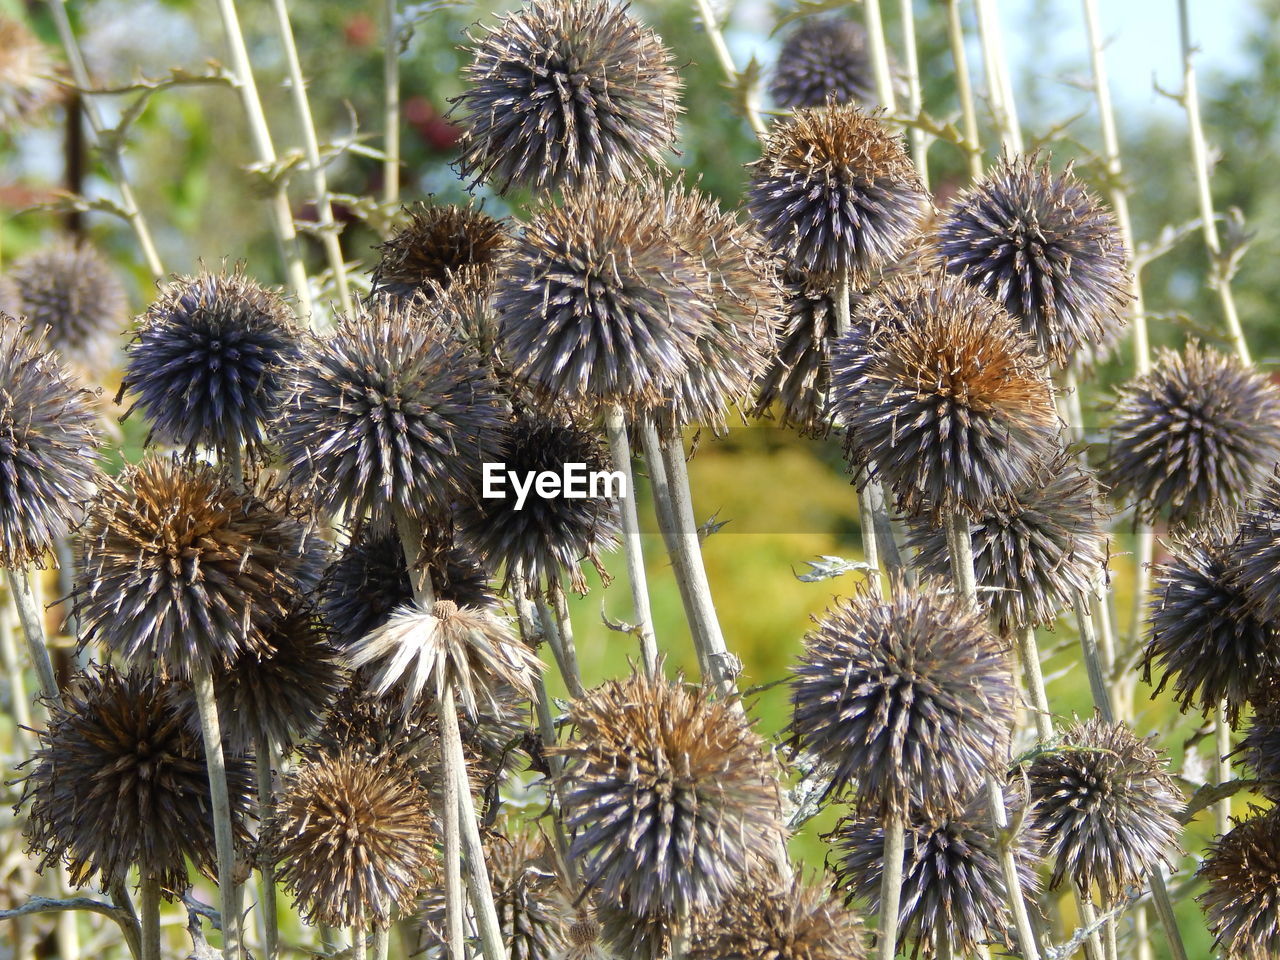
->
<box><xmin>0</xmin><ymin>15</ymin><xmax>61</xmax><ymax>129</ymax></box>
<box><xmin>1198</xmin><ymin>808</ymin><xmax>1280</xmax><ymax>960</ymax></box>
<box><xmin>689</xmin><ymin>876</ymin><xmax>867</xmax><ymax>960</ymax></box>
<box><xmin>371</xmin><ymin>202</ymin><xmax>508</xmax><ymax>303</ymax></box>
<box><xmin>769</xmin><ymin>17</ymin><xmax>877</xmax><ymax>110</ymax></box>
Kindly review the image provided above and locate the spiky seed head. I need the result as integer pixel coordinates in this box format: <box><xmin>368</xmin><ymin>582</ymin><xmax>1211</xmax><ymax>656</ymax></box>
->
<box><xmin>598</xmin><ymin>897</ymin><xmax>675</xmax><ymax>960</ymax></box>
<box><xmin>1239</xmin><ymin>687</ymin><xmax>1280</xmax><ymax>797</ymax></box>
<box><xmin>77</xmin><ymin>457</ymin><xmax>305</xmax><ymax>677</ymax></box>
<box><xmin>554</xmin><ymin>669</ymin><xmax>783</xmax><ymax>919</ymax></box>
<box><xmin>0</xmin><ymin>16</ymin><xmax>60</xmax><ymax>128</ymax></box>
<box><xmin>1103</xmin><ymin>342</ymin><xmax>1280</xmax><ymax>528</ymax></box>
<box><xmin>689</xmin><ymin>876</ymin><xmax>867</xmax><ymax>960</ymax></box>
<box><xmin>935</xmin><ymin>154</ymin><xmax>1131</xmax><ymax>366</ymax></box>
<box><xmin>752</xmin><ymin>274</ymin><xmax>839</xmax><ymax>436</ymax></box>
<box><xmin>121</xmin><ymin>269</ymin><xmax>300</xmax><ymax>459</ymax></box>
<box><xmin>1225</xmin><ymin>471</ymin><xmax>1280</xmax><ymax>626</ymax></box>
<box><xmin>269</xmin><ymin>749</ymin><xmax>437</xmax><ymax>928</ymax></box>
<box><xmin>769</xmin><ymin>17</ymin><xmax>876</xmax><ymax>110</ymax></box>
<box><xmin>1</xmin><ymin>239</ymin><xmax>127</xmax><ymax>374</ymax></box>
<box><xmin>1143</xmin><ymin>522</ymin><xmax>1277</xmax><ymax>723</ymax></box>
<box><xmin>0</xmin><ymin>317</ymin><xmax>100</xmax><ymax>567</ymax></box>
<box><xmin>460</xmin><ymin>410</ymin><xmax>618</xmax><ymax>594</ymax></box>
<box><xmin>1199</xmin><ymin>808</ymin><xmax>1280</xmax><ymax>960</ymax></box>
<box><xmin>275</xmin><ymin>298</ymin><xmax>508</xmax><ymax>523</ymax></box>
<box><xmin>833</xmin><ymin>274</ymin><xmax>1059</xmax><ymax>517</ymax></box>
<box><xmin>747</xmin><ymin>106</ymin><xmax>927</xmax><ymax>280</ymax></box>
<box><xmin>831</xmin><ymin>794</ymin><xmax>1039</xmax><ymax>958</ymax></box>
<box><xmin>494</xmin><ymin>184</ymin><xmax>713</xmax><ymax>413</ymax></box>
<box><xmin>371</xmin><ymin>203</ymin><xmax>509</xmax><ymax>304</ymax></box>
<box><xmin>789</xmin><ymin>579</ymin><xmax>1014</xmax><ymax>818</ymax></box>
<box><xmin>451</xmin><ymin>0</ymin><xmax>681</xmax><ymax>194</ymax></box>
<box><xmin>1026</xmin><ymin>716</ymin><xmax>1181</xmax><ymax>905</ymax></box>
<box><xmin>21</xmin><ymin>665</ymin><xmax>254</xmax><ymax>895</ymax></box>
<box><xmin>906</xmin><ymin>452</ymin><xmax>1108</xmax><ymax>631</ymax></box>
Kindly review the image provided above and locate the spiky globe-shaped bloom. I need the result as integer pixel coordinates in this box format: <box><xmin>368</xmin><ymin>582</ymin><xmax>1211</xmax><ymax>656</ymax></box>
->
<box><xmin>747</xmin><ymin>106</ymin><xmax>926</xmax><ymax>280</ymax></box>
<box><xmin>1144</xmin><ymin>523</ymin><xmax>1278</xmax><ymax>723</ymax></box>
<box><xmin>554</xmin><ymin>669</ymin><xmax>783</xmax><ymax>919</ymax></box>
<box><xmin>345</xmin><ymin>598</ymin><xmax>541</xmax><ymax>718</ymax></box>
<box><xmin>1240</xmin><ymin>689</ymin><xmax>1280</xmax><ymax>795</ymax></box>
<box><xmin>752</xmin><ymin>275</ymin><xmax>838</xmax><ymax>435</ymax></box>
<box><xmin>451</xmin><ymin>0</ymin><xmax>680</xmax><ymax>193</ymax></box>
<box><xmin>1103</xmin><ymin>342</ymin><xmax>1280</xmax><ymax>527</ymax></box>
<box><xmin>461</xmin><ymin>410</ymin><xmax>618</xmax><ymax>593</ymax></box>
<box><xmin>494</xmin><ymin>184</ymin><xmax>712</xmax><ymax>412</ymax></box>
<box><xmin>1</xmin><ymin>239</ymin><xmax>127</xmax><ymax>373</ymax></box>
<box><xmin>906</xmin><ymin>452</ymin><xmax>1108</xmax><ymax>631</ymax></box>
<box><xmin>122</xmin><ymin>269</ymin><xmax>300</xmax><ymax>459</ymax></box>
<box><xmin>371</xmin><ymin>203</ymin><xmax>508</xmax><ymax>303</ymax></box>
<box><xmin>21</xmin><ymin>665</ymin><xmax>254</xmax><ymax>895</ymax></box>
<box><xmin>0</xmin><ymin>16</ymin><xmax>60</xmax><ymax>128</ymax></box>
<box><xmin>1199</xmin><ymin>809</ymin><xmax>1280</xmax><ymax>960</ymax></box>
<box><xmin>598</xmin><ymin>898</ymin><xmax>674</xmax><ymax>960</ymax></box>
<box><xmin>77</xmin><ymin>457</ymin><xmax>304</xmax><ymax>677</ymax></box>
<box><xmin>1227</xmin><ymin>471</ymin><xmax>1280</xmax><ymax>626</ymax></box>
<box><xmin>1026</xmin><ymin>717</ymin><xmax>1181</xmax><ymax>905</ymax></box>
<box><xmin>689</xmin><ymin>876</ymin><xmax>867</xmax><ymax>960</ymax></box>
<box><xmin>275</xmin><ymin>299</ymin><xmax>507</xmax><ymax>522</ymax></box>
<box><xmin>831</xmin><ymin>795</ymin><xmax>1039</xmax><ymax>958</ymax></box>
<box><xmin>269</xmin><ymin>749</ymin><xmax>437</xmax><ymax>928</ymax></box>
<box><xmin>0</xmin><ymin>317</ymin><xmax>100</xmax><ymax>567</ymax></box>
<box><xmin>833</xmin><ymin>274</ymin><xmax>1059</xmax><ymax>517</ymax></box>
<box><xmin>789</xmin><ymin>580</ymin><xmax>1014</xmax><ymax>817</ymax></box>
<box><xmin>935</xmin><ymin>154</ymin><xmax>1130</xmax><ymax>365</ymax></box>
<box><xmin>769</xmin><ymin>17</ymin><xmax>876</xmax><ymax>110</ymax></box>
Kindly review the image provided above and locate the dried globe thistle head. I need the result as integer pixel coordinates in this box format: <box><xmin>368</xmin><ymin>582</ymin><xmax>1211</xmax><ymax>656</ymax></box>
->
<box><xmin>275</xmin><ymin>298</ymin><xmax>508</xmax><ymax>523</ymax></box>
<box><xmin>751</xmin><ymin>274</ymin><xmax>839</xmax><ymax>436</ymax></box>
<box><xmin>554</xmin><ymin>669</ymin><xmax>783</xmax><ymax>919</ymax></box>
<box><xmin>121</xmin><ymin>268</ymin><xmax>300</xmax><ymax>460</ymax></box>
<box><xmin>1102</xmin><ymin>342</ymin><xmax>1280</xmax><ymax>528</ymax></box>
<box><xmin>451</xmin><ymin>0</ymin><xmax>680</xmax><ymax>194</ymax></box>
<box><xmin>1226</xmin><ymin>471</ymin><xmax>1280</xmax><ymax>626</ymax></box>
<box><xmin>0</xmin><ymin>316</ymin><xmax>100</xmax><ymax>567</ymax></box>
<box><xmin>769</xmin><ymin>17</ymin><xmax>876</xmax><ymax>110</ymax></box>
<box><xmin>460</xmin><ymin>410</ymin><xmax>618</xmax><ymax>594</ymax></box>
<box><xmin>598</xmin><ymin>896</ymin><xmax>675</xmax><ymax>960</ymax></box>
<box><xmin>1239</xmin><ymin>688</ymin><xmax>1280</xmax><ymax>796</ymax></box>
<box><xmin>494</xmin><ymin>183</ymin><xmax>712</xmax><ymax>413</ymax></box>
<box><xmin>77</xmin><ymin>456</ymin><xmax>304</xmax><ymax>676</ymax></box>
<box><xmin>345</xmin><ymin>598</ymin><xmax>541</xmax><ymax>719</ymax></box>
<box><xmin>833</xmin><ymin>274</ymin><xmax>1060</xmax><ymax>517</ymax></box>
<box><xmin>1198</xmin><ymin>808</ymin><xmax>1280</xmax><ymax>960</ymax></box>
<box><xmin>747</xmin><ymin>105</ymin><xmax>927</xmax><ymax>280</ymax></box>
<box><xmin>935</xmin><ymin>153</ymin><xmax>1130</xmax><ymax>366</ymax></box>
<box><xmin>689</xmin><ymin>875</ymin><xmax>867</xmax><ymax>960</ymax></box>
<box><xmin>21</xmin><ymin>664</ymin><xmax>254</xmax><ymax>895</ymax></box>
<box><xmin>788</xmin><ymin>579</ymin><xmax>1015</xmax><ymax>818</ymax></box>
<box><xmin>1143</xmin><ymin>522</ymin><xmax>1278</xmax><ymax>723</ymax></box>
<box><xmin>0</xmin><ymin>16</ymin><xmax>61</xmax><ymax>129</ymax></box>
<box><xmin>830</xmin><ymin>793</ymin><xmax>1039</xmax><ymax>958</ymax></box>
<box><xmin>371</xmin><ymin>203</ymin><xmax>508</xmax><ymax>304</ymax></box>
<box><xmin>269</xmin><ymin>749</ymin><xmax>437</xmax><ymax>928</ymax></box>
<box><xmin>1</xmin><ymin>238</ymin><xmax>127</xmax><ymax>374</ymax></box>
<box><xmin>906</xmin><ymin>451</ymin><xmax>1108</xmax><ymax>632</ymax></box>
<box><xmin>1026</xmin><ymin>716</ymin><xmax>1181</xmax><ymax>905</ymax></box>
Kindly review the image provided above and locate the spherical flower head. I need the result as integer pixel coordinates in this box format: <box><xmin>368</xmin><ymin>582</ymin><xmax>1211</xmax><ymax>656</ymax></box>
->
<box><xmin>1240</xmin><ymin>687</ymin><xmax>1280</xmax><ymax>796</ymax></box>
<box><xmin>122</xmin><ymin>269</ymin><xmax>300</xmax><ymax>459</ymax></box>
<box><xmin>769</xmin><ymin>17</ymin><xmax>876</xmax><ymax>110</ymax></box>
<box><xmin>495</xmin><ymin>183</ymin><xmax>713</xmax><ymax>413</ymax></box>
<box><xmin>0</xmin><ymin>16</ymin><xmax>61</xmax><ymax>128</ymax></box>
<box><xmin>1226</xmin><ymin>470</ymin><xmax>1280</xmax><ymax>626</ymax></box>
<box><xmin>935</xmin><ymin>153</ymin><xmax>1131</xmax><ymax>366</ymax></box>
<box><xmin>1</xmin><ymin>238</ymin><xmax>127</xmax><ymax>374</ymax></box>
<box><xmin>747</xmin><ymin>106</ymin><xmax>927</xmax><ymax>280</ymax></box>
<box><xmin>269</xmin><ymin>749</ymin><xmax>437</xmax><ymax>928</ymax></box>
<box><xmin>906</xmin><ymin>451</ymin><xmax>1108</xmax><ymax>631</ymax></box>
<box><xmin>598</xmin><ymin>897</ymin><xmax>674</xmax><ymax>960</ymax></box>
<box><xmin>831</xmin><ymin>794</ymin><xmax>1039</xmax><ymax>958</ymax></box>
<box><xmin>1103</xmin><ymin>342</ymin><xmax>1280</xmax><ymax>528</ymax></box>
<box><xmin>833</xmin><ymin>274</ymin><xmax>1060</xmax><ymax>517</ymax></box>
<box><xmin>461</xmin><ymin>410</ymin><xmax>618</xmax><ymax>594</ymax></box>
<box><xmin>275</xmin><ymin>298</ymin><xmax>508</xmax><ymax>522</ymax></box>
<box><xmin>689</xmin><ymin>876</ymin><xmax>867</xmax><ymax>960</ymax></box>
<box><xmin>451</xmin><ymin>0</ymin><xmax>681</xmax><ymax>194</ymax></box>
<box><xmin>1144</xmin><ymin>522</ymin><xmax>1277</xmax><ymax>723</ymax></box>
<box><xmin>0</xmin><ymin>316</ymin><xmax>100</xmax><ymax>567</ymax></box>
<box><xmin>1026</xmin><ymin>716</ymin><xmax>1181</xmax><ymax>905</ymax></box>
<box><xmin>554</xmin><ymin>669</ymin><xmax>783</xmax><ymax>919</ymax></box>
<box><xmin>345</xmin><ymin>598</ymin><xmax>542</xmax><ymax>719</ymax></box>
<box><xmin>752</xmin><ymin>274</ymin><xmax>839</xmax><ymax>436</ymax></box>
<box><xmin>788</xmin><ymin>579</ymin><xmax>1015</xmax><ymax>818</ymax></box>
<box><xmin>1199</xmin><ymin>808</ymin><xmax>1280</xmax><ymax>960</ymax></box>
<box><xmin>371</xmin><ymin>203</ymin><xmax>508</xmax><ymax>304</ymax></box>
<box><xmin>21</xmin><ymin>665</ymin><xmax>254</xmax><ymax>895</ymax></box>
<box><xmin>77</xmin><ymin>457</ymin><xmax>306</xmax><ymax>677</ymax></box>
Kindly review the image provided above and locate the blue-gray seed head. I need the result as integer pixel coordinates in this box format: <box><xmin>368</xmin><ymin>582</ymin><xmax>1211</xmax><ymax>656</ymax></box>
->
<box><xmin>1199</xmin><ymin>808</ymin><xmax>1280</xmax><ymax>960</ymax></box>
<box><xmin>769</xmin><ymin>17</ymin><xmax>877</xmax><ymax>110</ymax></box>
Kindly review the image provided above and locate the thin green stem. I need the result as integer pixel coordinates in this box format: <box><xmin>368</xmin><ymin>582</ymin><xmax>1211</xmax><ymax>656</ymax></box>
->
<box><xmin>192</xmin><ymin>663</ymin><xmax>241</xmax><ymax>960</ymax></box>
<box><xmin>1215</xmin><ymin>701</ymin><xmax>1232</xmax><ymax>835</ymax></box>
<box><xmin>139</xmin><ymin>872</ymin><xmax>161</xmax><ymax>960</ymax></box>
<box><xmin>352</xmin><ymin>917</ymin><xmax>367</xmax><ymax>960</ymax></box>
<box><xmin>690</xmin><ymin>0</ymin><xmax>767</xmax><ymax>139</ymax></box>
<box><xmin>1016</xmin><ymin>624</ymin><xmax>1054</xmax><ymax>742</ymax></box>
<box><xmin>876</xmin><ymin>809</ymin><xmax>905</xmax><ymax>960</ymax></box>
<box><xmin>899</xmin><ymin>0</ymin><xmax>928</xmax><ymax>187</ymax></box>
<box><xmin>256</xmin><ymin>738</ymin><xmax>279</xmax><ymax>960</ymax></box>
<box><xmin>547</xmin><ymin>582</ymin><xmax>585</xmax><ymax>700</ymax></box>
<box><xmin>6</xmin><ymin>567</ymin><xmax>57</xmax><ymax>703</ymax></box>
<box><xmin>864</xmin><ymin>0</ymin><xmax>897</xmax><ymax>113</ymax></box>
<box><xmin>945</xmin><ymin>0</ymin><xmax>984</xmax><ymax>180</ymax></box>
<box><xmin>383</xmin><ymin>0</ymin><xmax>401</xmax><ymax>205</ymax></box>
<box><xmin>371</xmin><ymin>924</ymin><xmax>389</xmax><ymax>960</ymax></box>
<box><xmin>973</xmin><ymin>0</ymin><xmax>1023</xmax><ymax>152</ymax></box>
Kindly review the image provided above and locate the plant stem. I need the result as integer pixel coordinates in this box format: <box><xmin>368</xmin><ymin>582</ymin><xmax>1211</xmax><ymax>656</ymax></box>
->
<box><xmin>944</xmin><ymin>0</ymin><xmax>984</xmax><ymax>180</ymax></box>
<box><xmin>1215</xmin><ymin>701</ymin><xmax>1232</xmax><ymax>834</ymax></box>
<box><xmin>383</xmin><ymin>0</ymin><xmax>401</xmax><ymax>205</ymax></box>
<box><xmin>1015</xmin><ymin>624</ymin><xmax>1054</xmax><ymax>742</ymax></box>
<box><xmin>863</xmin><ymin>0</ymin><xmax>897</xmax><ymax>113</ymax></box>
<box><xmin>353</xmin><ymin>917</ymin><xmax>367</xmax><ymax>960</ymax></box>
<box><xmin>139</xmin><ymin>872</ymin><xmax>161</xmax><ymax>960</ymax></box>
<box><xmin>0</xmin><ymin>601</ymin><xmax>32</xmax><ymax>736</ymax></box>
<box><xmin>973</xmin><ymin>0</ymin><xmax>1023</xmax><ymax>153</ymax></box>
<box><xmin>876</xmin><ymin>809</ymin><xmax>905</xmax><ymax>960</ymax></box>
<box><xmin>898</xmin><ymin>0</ymin><xmax>928</xmax><ymax>187</ymax></box>
<box><xmin>1077</xmin><ymin>898</ymin><xmax>1106</xmax><ymax>960</ymax></box>
<box><xmin>256</xmin><ymin>737</ymin><xmax>279</xmax><ymax>960</ymax></box>
<box><xmin>7</xmin><ymin>567</ymin><xmax>57</xmax><ymax>703</ymax></box>
<box><xmin>191</xmin><ymin>663</ymin><xmax>241</xmax><ymax>960</ymax></box>
<box><xmin>372</xmin><ymin>923</ymin><xmax>389</xmax><ymax>960</ymax></box>
<box><xmin>689</xmin><ymin>0</ymin><xmax>767</xmax><ymax>139</ymax></box>
<box><xmin>109</xmin><ymin>880</ymin><xmax>144</xmax><ymax>960</ymax></box>
<box><xmin>547</xmin><ymin>582</ymin><xmax>585</xmax><ymax>700</ymax></box>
